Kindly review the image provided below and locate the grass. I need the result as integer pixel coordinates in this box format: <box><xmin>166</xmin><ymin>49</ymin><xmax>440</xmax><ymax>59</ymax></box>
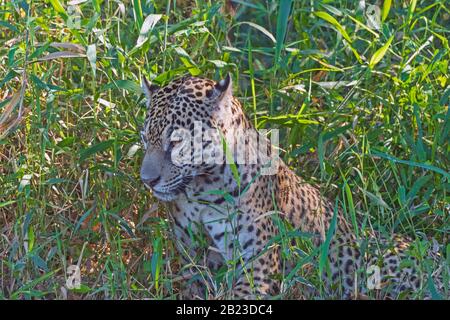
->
<box><xmin>0</xmin><ymin>0</ymin><xmax>449</xmax><ymax>299</ymax></box>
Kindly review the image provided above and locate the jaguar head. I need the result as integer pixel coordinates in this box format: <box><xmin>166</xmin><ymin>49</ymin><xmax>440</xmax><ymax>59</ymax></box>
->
<box><xmin>139</xmin><ymin>74</ymin><xmax>233</xmax><ymax>201</ymax></box>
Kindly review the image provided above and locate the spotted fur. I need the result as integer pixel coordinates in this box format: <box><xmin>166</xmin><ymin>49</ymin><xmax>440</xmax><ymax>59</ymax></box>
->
<box><xmin>139</xmin><ymin>75</ymin><xmax>446</xmax><ymax>299</ymax></box>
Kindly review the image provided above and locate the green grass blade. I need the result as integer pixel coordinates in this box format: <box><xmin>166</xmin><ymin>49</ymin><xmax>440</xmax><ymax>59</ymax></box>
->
<box><xmin>79</xmin><ymin>140</ymin><xmax>115</xmax><ymax>163</ymax></box>
<box><xmin>314</xmin><ymin>11</ymin><xmax>352</xmax><ymax>44</ymax></box>
<box><xmin>371</xmin><ymin>149</ymin><xmax>450</xmax><ymax>180</ymax></box>
<box><xmin>274</xmin><ymin>0</ymin><xmax>293</xmax><ymax>65</ymax></box>
<box><xmin>382</xmin><ymin>0</ymin><xmax>392</xmax><ymax>22</ymax></box>
<box><xmin>369</xmin><ymin>35</ymin><xmax>394</xmax><ymax>68</ymax></box>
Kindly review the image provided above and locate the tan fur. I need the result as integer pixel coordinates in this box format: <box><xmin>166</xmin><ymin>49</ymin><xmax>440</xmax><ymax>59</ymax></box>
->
<box><xmin>140</xmin><ymin>75</ymin><xmax>443</xmax><ymax>299</ymax></box>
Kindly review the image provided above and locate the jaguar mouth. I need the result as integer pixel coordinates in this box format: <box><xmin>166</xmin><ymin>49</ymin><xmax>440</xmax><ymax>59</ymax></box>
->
<box><xmin>143</xmin><ymin>176</ymin><xmax>192</xmax><ymax>202</ymax></box>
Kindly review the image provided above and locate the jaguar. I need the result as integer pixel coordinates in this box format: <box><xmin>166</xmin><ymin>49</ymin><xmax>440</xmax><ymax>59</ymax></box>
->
<box><xmin>139</xmin><ymin>73</ymin><xmax>445</xmax><ymax>299</ymax></box>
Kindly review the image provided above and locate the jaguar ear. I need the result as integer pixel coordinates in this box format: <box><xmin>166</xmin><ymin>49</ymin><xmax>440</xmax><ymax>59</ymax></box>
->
<box><xmin>141</xmin><ymin>76</ymin><xmax>159</xmax><ymax>101</ymax></box>
<box><xmin>212</xmin><ymin>73</ymin><xmax>232</xmax><ymax>101</ymax></box>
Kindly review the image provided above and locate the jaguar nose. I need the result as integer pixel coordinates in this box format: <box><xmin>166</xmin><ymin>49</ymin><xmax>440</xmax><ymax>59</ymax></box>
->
<box><xmin>141</xmin><ymin>176</ymin><xmax>161</xmax><ymax>188</ymax></box>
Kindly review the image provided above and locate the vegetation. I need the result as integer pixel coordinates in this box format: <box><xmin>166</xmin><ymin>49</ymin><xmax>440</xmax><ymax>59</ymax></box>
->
<box><xmin>0</xmin><ymin>0</ymin><xmax>448</xmax><ymax>299</ymax></box>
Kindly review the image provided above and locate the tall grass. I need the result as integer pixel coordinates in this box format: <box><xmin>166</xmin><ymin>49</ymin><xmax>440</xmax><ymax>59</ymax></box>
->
<box><xmin>0</xmin><ymin>0</ymin><xmax>448</xmax><ymax>299</ymax></box>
